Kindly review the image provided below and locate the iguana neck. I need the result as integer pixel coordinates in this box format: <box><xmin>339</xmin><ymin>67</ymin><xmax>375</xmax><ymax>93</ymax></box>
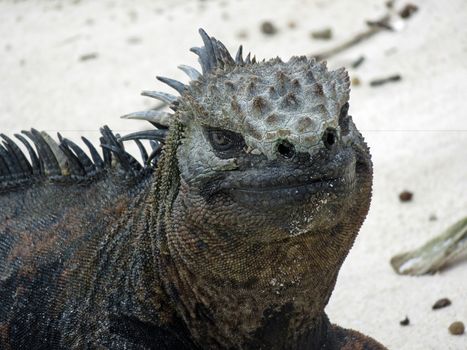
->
<box><xmin>139</xmin><ymin>120</ymin><xmax>371</xmax><ymax>348</ymax></box>
<box><xmin>155</xmin><ymin>195</ymin><xmax>345</xmax><ymax>350</ymax></box>
<box><xmin>151</xmin><ymin>148</ymin><xmax>373</xmax><ymax>349</ymax></box>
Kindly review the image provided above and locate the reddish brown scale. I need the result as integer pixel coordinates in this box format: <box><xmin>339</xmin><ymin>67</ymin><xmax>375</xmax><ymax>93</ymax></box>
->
<box><xmin>265</xmin><ymin>113</ymin><xmax>280</xmax><ymax>125</ymax></box>
<box><xmin>268</xmin><ymin>85</ymin><xmax>279</xmax><ymax>99</ymax></box>
<box><xmin>224</xmin><ymin>80</ymin><xmax>235</xmax><ymax>91</ymax></box>
<box><xmin>244</xmin><ymin>120</ymin><xmax>263</xmax><ymax>140</ymax></box>
<box><xmin>246</xmin><ymin>80</ymin><xmax>256</xmax><ymax>96</ymax></box>
<box><xmin>311</xmin><ymin>82</ymin><xmax>324</xmax><ymax>96</ymax></box>
<box><xmin>0</xmin><ymin>323</ymin><xmax>10</xmax><ymax>350</ymax></box>
<box><xmin>281</xmin><ymin>92</ymin><xmax>299</xmax><ymax>108</ymax></box>
<box><xmin>296</xmin><ymin>117</ymin><xmax>314</xmax><ymax>133</ymax></box>
<box><xmin>291</xmin><ymin>78</ymin><xmax>301</xmax><ymax>89</ymax></box>
<box><xmin>230</xmin><ymin>96</ymin><xmax>242</xmax><ymax>114</ymax></box>
<box><xmin>305</xmin><ymin>70</ymin><xmax>316</xmax><ymax>83</ymax></box>
<box><xmin>276</xmin><ymin>71</ymin><xmax>290</xmax><ymax>94</ymax></box>
<box><xmin>252</xmin><ymin>96</ymin><xmax>269</xmax><ymax>113</ymax></box>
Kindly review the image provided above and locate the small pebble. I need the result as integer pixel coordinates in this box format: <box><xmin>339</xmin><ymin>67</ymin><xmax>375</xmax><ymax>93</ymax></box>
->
<box><xmin>400</xmin><ymin>316</ymin><xmax>410</xmax><ymax>326</ymax></box>
<box><xmin>385</xmin><ymin>47</ymin><xmax>398</xmax><ymax>56</ymax></box>
<box><xmin>310</xmin><ymin>28</ymin><xmax>332</xmax><ymax>40</ymax></box>
<box><xmin>128</xmin><ymin>10</ymin><xmax>138</xmax><ymax>21</ymax></box>
<box><xmin>399</xmin><ymin>190</ymin><xmax>413</xmax><ymax>202</ymax></box>
<box><xmin>237</xmin><ymin>30</ymin><xmax>248</xmax><ymax>39</ymax></box>
<box><xmin>127</xmin><ymin>36</ymin><xmax>142</xmax><ymax>45</ymax></box>
<box><xmin>351</xmin><ymin>56</ymin><xmax>365</xmax><ymax>69</ymax></box>
<box><xmin>429</xmin><ymin>214</ymin><xmax>437</xmax><ymax>221</ymax></box>
<box><xmin>351</xmin><ymin>77</ymin><xmax>361</xmax><ymax>87</ymax></box>
<box><xmin>260</xmin><ymin>21</ymin><xmax>278</xmax><ymax>35</ymax></box>
<box><xmin>79</xmin><ymin>53</ymin><xmax>98</xmax><ymax>61</ymax></box>
<box><xmin>448</xmin><ymin>321</ymin><xmax>465</xmax><ymax>335</ymax></box>
<box><xmin>287</xmin><ymin>21</ymin><xmax>297</xmax><ymax>29</ymax></box>
<box><xmin>432</xmin><ymin>298</ymin><xmax>451</xmax><ymax>310</ymax></box>
<box><xmin>399</xmin><ymin>4</ymin><xmax>419</xmax><ymax>19</ymax></box>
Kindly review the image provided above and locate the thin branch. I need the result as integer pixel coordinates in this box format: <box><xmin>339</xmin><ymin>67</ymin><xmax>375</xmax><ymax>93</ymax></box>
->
<box><xmin>310</xmin><ymin>15</ymin><xmax>391</xmax><ymax>61</ymax></box>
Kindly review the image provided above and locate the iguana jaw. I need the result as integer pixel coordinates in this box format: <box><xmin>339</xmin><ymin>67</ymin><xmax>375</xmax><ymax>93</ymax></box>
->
<box><xmin>189</xmin><ymin>142</ymin><xmax>357</xmax><ymax>214</ymax></box>
<box><xmin>224</xmin><ymin>154</ymin><xmax>356</xmax><ymax>208</ymax></box>
<box><xmin>174</xmin><ymin>137</ymin><xmax>361</xmax><ymax>243</ymax></box>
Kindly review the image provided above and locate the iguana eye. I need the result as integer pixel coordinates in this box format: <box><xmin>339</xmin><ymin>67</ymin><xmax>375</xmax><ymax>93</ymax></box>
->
<box><xmin>211</xmin><ymin>131</ymin><xmax>231</xmax><ymax>148</ymax></box>
<box><xmin>206</xmin><ymin>128</ymin><xmax>245</xmax><ymax>154</ymax></box>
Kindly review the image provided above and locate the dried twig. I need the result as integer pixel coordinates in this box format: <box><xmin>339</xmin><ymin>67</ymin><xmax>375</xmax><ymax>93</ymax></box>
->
<box><xmin>370</xmin><ymin>74</ymin><xmax>401</xmax><ymax>86</ymax></box>
<box><xmin>351</xmin><ymin>55</ymin><xmax>366</xmax><ymax>69</ymax></box>
<box><xmin>309</xmin><ymin>2</ymin><xmax>419</xmax><ymax>61</ymax></box>
<box><xmin>390</xmin><ymin>216</ymin><xmax>467</xmax><ymax>275</ymax></box>
<box><xmin>310</xmin><ymin>15</ymin><xmax>390</xmax><ymax>61</ymax></box>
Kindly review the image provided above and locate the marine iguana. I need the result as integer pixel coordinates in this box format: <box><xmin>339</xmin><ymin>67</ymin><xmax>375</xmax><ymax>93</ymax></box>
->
<box><xmin>0</xmin><ymin>29</ymin><xmax>386</xmax><ymax>349</ymax></box>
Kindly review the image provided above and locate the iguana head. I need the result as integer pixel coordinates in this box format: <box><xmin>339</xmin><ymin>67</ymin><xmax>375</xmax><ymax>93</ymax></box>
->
<box><xmin>127</xmin><ymin>29</ymin><xmax>372</xmax><ymax>347</ymax></box>
<box><xmin>134</xmin><ymin>29</ymin><xmax>370</xmax><ymax>241</ymax></box>
<box><xmin>176</xmin><ymin>42</ymin><xmax>354</xmax><ymax>233</ymax></box>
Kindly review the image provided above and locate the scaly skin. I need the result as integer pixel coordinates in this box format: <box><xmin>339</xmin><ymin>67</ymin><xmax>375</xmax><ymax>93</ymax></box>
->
<box><xmin>0</xmin><ymin>29</ymin><xmax>386</xmax><ymax>349</ymax></box>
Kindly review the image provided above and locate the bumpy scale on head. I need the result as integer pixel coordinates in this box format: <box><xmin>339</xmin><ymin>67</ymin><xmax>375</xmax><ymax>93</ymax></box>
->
<box><xmin>132</xmin><ymin>28</ymin><xmax>350</xmax><ymax>162</ymax></box>
<box><xmin>179</xmin><ymin>55</ymin><xmax>350</xmax><ymax>160</ymax></box>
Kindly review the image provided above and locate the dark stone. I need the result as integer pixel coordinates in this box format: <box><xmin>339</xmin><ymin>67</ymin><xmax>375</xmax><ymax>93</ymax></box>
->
<box><xmin>432</xmin><ymin>298</ymin><xmax>451</xmax><ymax>310</ymax></box>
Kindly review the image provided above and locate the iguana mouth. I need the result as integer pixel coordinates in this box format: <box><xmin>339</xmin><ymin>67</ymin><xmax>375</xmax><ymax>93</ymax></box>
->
<box><xmin>225</xmin><ymin>159</ymin><xmax>356</xmax><ymax>207</ymax></box>
<box><xmin>233</xmin><ymin>177</ymin><xmax>339</xmax><ymax>193</ymax></box>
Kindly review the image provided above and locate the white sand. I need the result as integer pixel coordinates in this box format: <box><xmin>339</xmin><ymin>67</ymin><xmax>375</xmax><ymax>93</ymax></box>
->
<box><xmin>1</xmin><ymin>0</ymin><xmax>466</xmax><ymax>348</ymax></box>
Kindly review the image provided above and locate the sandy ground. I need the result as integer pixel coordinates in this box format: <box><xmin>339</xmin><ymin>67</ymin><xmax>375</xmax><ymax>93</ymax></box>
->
<box><xmin>1</xmin><ymin>0</ymin><xmax>466</xmax><ymax>349</ymax></box>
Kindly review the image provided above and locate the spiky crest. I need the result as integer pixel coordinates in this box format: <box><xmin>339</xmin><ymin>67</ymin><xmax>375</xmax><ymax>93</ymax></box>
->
<box><xmin>0</xmin><ymin>127</ymin><xmax>163</xmax><ymax>194</ymax></box>
<box><xmin>132</xmin><ymin>28</ymin><xmax>253</xmax><ymax>129</ymax></box>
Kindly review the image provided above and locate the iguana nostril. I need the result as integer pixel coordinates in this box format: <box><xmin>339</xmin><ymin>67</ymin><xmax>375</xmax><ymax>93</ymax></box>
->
<box><xmin>277</xmin><ymin>140</ymin><xmax>295</xmax><ymax>159</ymax></box>
<box><xmin>322</xmin><ymin>128</ymin><xmax>337</xmax><ymax>149</ymax></box>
